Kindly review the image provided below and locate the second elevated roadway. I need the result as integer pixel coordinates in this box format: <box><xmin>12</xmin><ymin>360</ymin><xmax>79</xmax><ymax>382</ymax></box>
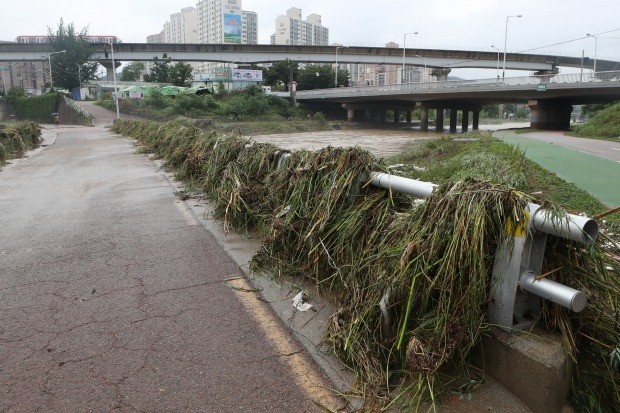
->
<box><xmin>2</xmin><ymin>43</ymin><xmax>620</xmax><ymax>73</ymax></box>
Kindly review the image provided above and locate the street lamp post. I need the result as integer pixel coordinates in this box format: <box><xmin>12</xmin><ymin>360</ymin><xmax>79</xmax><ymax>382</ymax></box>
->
<box><xmin>502</xmin><ymin>15</ymin><xmax>522</xmax><ymax>80</ymax></box>
<box><xmin>335</xmin><ymin>46</ymin><xmax>347</xmax><ymax>88</ymax></box>
<box><xmin>491</xmin><ymin>45</ymin><xmax>500</xmax><ymax>80</ymax></box>
<box><xmin>402</xmin><ymin>32</ymin><xmax>418</xmax><ymax>84</ymax></box>
<box><xmin>47</xmin><ymin>50</ymin><xmax>66</xmax><ymax>91</ymax></box>
<box><xmin>586</xmin><ymin>33</ymin><xmax>598</xmax><ymax>73</ymax></box>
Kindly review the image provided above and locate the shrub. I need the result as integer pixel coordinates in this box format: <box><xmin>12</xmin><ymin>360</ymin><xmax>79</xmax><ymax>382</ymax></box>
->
<box><xmin>10</xmin><ymin>93</ymin><xmax>61</xmax><ymax>123</ymax></box>
<box><xmin>145</xmin><ymin>88</ymin><xmax>167</xmax><ymax>109</ymax></box>
<box><xmin>313</xmin><ymin>112</ymin><xmax>327</xmax><ymax>125</ymax></box>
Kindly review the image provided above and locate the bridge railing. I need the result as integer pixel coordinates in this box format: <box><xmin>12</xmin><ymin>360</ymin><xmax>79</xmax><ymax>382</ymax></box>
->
<box><xmin>296</xmin><ymin>70</ymin><xmax>620</xmax><ymax>99</ymax></box>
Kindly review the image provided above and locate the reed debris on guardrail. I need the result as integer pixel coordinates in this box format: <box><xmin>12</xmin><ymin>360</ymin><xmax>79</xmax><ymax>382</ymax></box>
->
<box><xmin>111</xmin><ymin>119</ymin><xmax>619</xmax><ymax>412</ymax></box>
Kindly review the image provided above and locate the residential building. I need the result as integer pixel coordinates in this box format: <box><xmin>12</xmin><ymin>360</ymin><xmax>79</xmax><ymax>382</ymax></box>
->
<box><xmin>242</xmin><ymin>10</ymin><xmax>258</xmax><ymax>45</ymax></box>
<box><xmin>0</xmin><ymin>61</ymin><xmax>46</xmax><ymax>95</ymax></box>
<box><xmin>195</xmin><ymin>0</ymin><xmax>258</xmax><ymax>71</ymax></box>
<box><xmin>163</xmin><ymin>7</ymin><xmax>198</xmax><ymax>44</ymax></box>
<box><xmin>347</xmin><ymin>42</ymin><xmax>429</xmax><ymax>86</ymax></box>
<box><xmin>272</xmin><ymin>7</ymin><xmax>329</xmax><ymax>46</ymax></box>
<box><xmin>197</xmin><ymin>0</ymin><xmax>241</xmax><ymax>44</ymax></box>
<box><xmin>146</xmin><ymin>32</ymin><xmax>164</xmax><ymax>43</ymax></box>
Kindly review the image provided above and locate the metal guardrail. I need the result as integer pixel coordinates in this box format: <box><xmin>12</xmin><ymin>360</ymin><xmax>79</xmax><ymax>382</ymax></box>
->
<box><xmin>369</xmin><ymin>172</ymin><xmax>597</xmax><ymax>332</ymax></box>
<box><xmin>64</xmin><ymin>97</ymin><xmax>94</xmax><ymax>127</ymax></box>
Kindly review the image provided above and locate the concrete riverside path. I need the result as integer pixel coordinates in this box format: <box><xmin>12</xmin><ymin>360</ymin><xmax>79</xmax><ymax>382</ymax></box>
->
<box><xmin>0</xmin><ymin>124</ymin><xmax>341</xmax><ymax>412</ymax></box>
<box><xmin>493</xmin><ymin>130</ymin><xmax>620</xmax><ymax>207</ymax></box>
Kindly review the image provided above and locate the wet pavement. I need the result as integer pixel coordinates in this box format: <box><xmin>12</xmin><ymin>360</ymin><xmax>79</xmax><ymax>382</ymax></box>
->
<box><xmin>0</xmin><ymin>125</ymin><xmax>339</xmax><ymax>412</ymax></box>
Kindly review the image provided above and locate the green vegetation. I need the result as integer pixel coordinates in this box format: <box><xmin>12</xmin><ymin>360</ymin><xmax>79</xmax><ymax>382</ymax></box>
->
<box><xmin>143</xmin><ymin>54</ymin><xmax>194</xmax><ymax>87</ymax></box>
<box><xmin>97</xmin><ymin>84</ymin><xmax>338</xmax><ymax>133</ymax></box>
<box><xmin>388</xmin><ymin>132</ymin><xmax>610</xmax><ymax>218</ymax></box>
<box><xmin>570</xmin><ymin>102</ymin><xmax>620</xmax><ymax>142</ymax></box>
<box><xmin>120</xmin><ymin>62</ymin><xmax>145</xmax><ymax>82</ymax></box>
<box><xmin>7</xmin><ymin>92</ymin><xmax>61</xmax><ymax>124</ymax></box>
<box><xmin>46</xmin><ymin>19</ymin><xmax>99</xmax><ymax>91</ymax></box>
<box><xmin>262</xmin><ymin>60</ymin><xmax>350</xmax><ymax>91</ymax></box>
<box><xmin>0</xmin><ymin>122</ymin><xmax>41</xmax><ymax>163</ymax></box>
<box><xmin>112</xmin><ymin>120</ymin><xmax>619</xmax><ymax>412</ymax></box>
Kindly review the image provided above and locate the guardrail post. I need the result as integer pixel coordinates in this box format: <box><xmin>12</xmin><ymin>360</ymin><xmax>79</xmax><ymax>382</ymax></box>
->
<box><xmin>488</xmin><ymin>203</ymin><xmax>597</xmax><ymax>332</ymax></box>
<box><xmin>365</xmin><ymin>173</ymin><xmax>597</xmax><ymax>332</ymax></box>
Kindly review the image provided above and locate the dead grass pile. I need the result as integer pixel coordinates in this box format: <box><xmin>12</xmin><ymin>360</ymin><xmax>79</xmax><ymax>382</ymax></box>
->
<box><xmin>0</xmin><ymin>121</ymin><xmax>41</xmax><ymax>163</ymax></box>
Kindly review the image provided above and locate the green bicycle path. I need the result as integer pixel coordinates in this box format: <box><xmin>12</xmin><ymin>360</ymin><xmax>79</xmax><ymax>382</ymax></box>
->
<box><xmin>493</xmin><ymin>131</ymin><xmax>620</xmax><ymax>207</ymax></box>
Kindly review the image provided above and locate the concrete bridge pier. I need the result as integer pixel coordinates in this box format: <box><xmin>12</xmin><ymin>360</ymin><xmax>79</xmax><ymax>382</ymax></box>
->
<box><xmin>462</xmin><ymin>109</ymin><xmax>470</xmax><ymax>132</ymax></box>
<box><xmin>100</xmin><ymin>60</ymin><xmax>122</xmax><ymax>82</ymax></box>
<box><xmin>431</xmin><ymin>68</ymin><xmax>452</xmax><ymax>81</ymax></box>
<box><xmin>393</xmin><ymin>109</ymin><xmax>400</xmax><ymax>124</ymax></box>
<box><xmin>449</xmin><ymin>109</ymin><xmax>458</xmax><ymax>133</ymax></box>
<box><xmin>347</xmin><ymin>108</ymin><xmax>355</xmax><ymax>123</ymax></box>
<box><xmin>420</xmin><ymin>107</ymin><xmax>429</xmax><ymax>131</ymax></box>
<box><xmin>529</xmin><ymin>99</ymin><xmax>573</xmax><ymax>130</ymax></box>
<box><xmin>473</xmin><ymin>110</ymin><xmax>480</xmax><ymax>130</ymax></box>
<box><xmin>435</xmin><ymin>108</ymin><xmax>444</xmax><ymax>132</ymax></box>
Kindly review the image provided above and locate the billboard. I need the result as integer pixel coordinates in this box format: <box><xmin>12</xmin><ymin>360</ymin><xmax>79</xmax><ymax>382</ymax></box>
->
<box><xmin>224</xmin><ymin>13</ymin><xmax>242</xmax><ymax>44</ymax></box>
<box><xmin>232</xmin><ymin>69</ymin><xmax>263</xmax><ymax>82</ymax></box>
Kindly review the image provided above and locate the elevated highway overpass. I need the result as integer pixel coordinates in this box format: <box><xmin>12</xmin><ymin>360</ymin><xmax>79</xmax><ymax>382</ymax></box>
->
<box><xmin>2</xmin><ymin>43</ymin><xmax>620</xmax><ymax>75</ymax></box>
<box><xmin>2</xmin><ymin>43</ymin><xmax>619</xmax><ymax>130</ymax></box>
<box><xmin>295</xmin><ymin>71</ymin><xmax>620</xmax><ymax>131</ymax></box>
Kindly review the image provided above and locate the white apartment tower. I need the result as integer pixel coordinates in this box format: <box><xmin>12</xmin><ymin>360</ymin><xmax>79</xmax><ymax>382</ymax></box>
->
<box><xmin>163</xmin><ymin>7</ymin><xmax>198</xmax><ymax>43</ymax></box>
<box><xmin>272</xmin><ymin>7</ymin><xmax>329</xmax><ymax>46</ymax></box>
<box><xmin>197</xmin><ymin>0</ymin><xmax>239</xmax><ymax>44</ymax></box>
<box><xmin>242</xmin><ymin>10</ymin><xmax>258</xmax><ymax>45</ymax></box>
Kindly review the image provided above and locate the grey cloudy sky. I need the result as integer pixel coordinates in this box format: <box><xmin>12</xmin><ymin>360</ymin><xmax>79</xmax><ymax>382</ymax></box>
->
<box><xmin>2</xmin><ymin>0</ymin><xmax>618</xmax><ymax>78</ymax></box>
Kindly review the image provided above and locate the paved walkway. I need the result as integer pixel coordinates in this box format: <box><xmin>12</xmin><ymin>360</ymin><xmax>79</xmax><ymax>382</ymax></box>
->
<box><xmin>0</xmin><ymin>125</ymin><xmax>338</xmax><ymax>412</ymax></box>
<box><xmin>494</xmin><ymin>130</ymin><xmax>620</xmax><ymax>207</ymax></box>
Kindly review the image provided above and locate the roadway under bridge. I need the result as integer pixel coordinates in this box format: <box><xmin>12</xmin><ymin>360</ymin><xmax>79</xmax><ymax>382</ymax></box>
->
<box><xmin>2</xmin><ymin>43</ymin><xmax>620</xmax><ymax>74</ymax></box>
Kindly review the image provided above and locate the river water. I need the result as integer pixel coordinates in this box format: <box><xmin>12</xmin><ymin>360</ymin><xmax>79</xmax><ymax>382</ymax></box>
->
<box><xmin>251</xmin><ymin>122</ymin><xmax>529</xmax><ymax>157</ymax></box>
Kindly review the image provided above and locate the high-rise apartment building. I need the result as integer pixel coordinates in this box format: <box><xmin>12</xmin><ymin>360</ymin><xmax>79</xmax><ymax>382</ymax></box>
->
<box><xmin>272</xmin><ymin>7</ymin><xmax>329</xmax><ymax>46</ymax></box>
<box><xmin>148</xmin><ymin>1</ymin><xmax>257</xmax><ymax>46</ymax></box>
<box><xmin>242</xmin><ymin>10</ymin><xmax>258</xmax><ymax>45</ymax></box>
<box><xmin>197</xmin><ymin>0</ymin><xmax>239</xmax><ymax>44</ymax></box>
<box><xmin>163</xmin><ymin>7</ymin><xmax>198</xmax><ymax>44</ymax></box>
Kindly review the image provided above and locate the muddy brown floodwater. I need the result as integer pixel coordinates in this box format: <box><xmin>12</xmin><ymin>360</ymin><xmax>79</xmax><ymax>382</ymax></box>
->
<box><xmin>249</xmin><ymin>123</ymin><xmax>529</xmax><ymax>157</ymax></box>
<box><xmin>250</xmin><ymin>129</ymin><xmax>437</xmax><ymax>157</ymax></box>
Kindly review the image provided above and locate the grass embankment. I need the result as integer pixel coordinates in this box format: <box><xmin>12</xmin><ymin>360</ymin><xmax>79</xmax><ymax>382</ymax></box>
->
<box><xmin>0</xmin><ymin>122</ymin><xmax>42</xmax><ymax>164</ymax></box>
<box><xmin>112</xmin><ymin>120</ymin><xmax>619</xmax><ymax>413</ymax></box>
<box><xmin>570</xmin><ymin>102</ymin><xmax>620</xmax><ymax>142</ymax></box>
<box><xmin>388</xmin><ymin>132</ymin><xmax>613</xmax><ymax>220</ymax></box>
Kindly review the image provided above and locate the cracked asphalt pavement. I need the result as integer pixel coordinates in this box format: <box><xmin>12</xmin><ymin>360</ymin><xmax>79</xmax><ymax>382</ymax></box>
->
<box><xmin>0</xmin><ymin>125</ymin><xmax>339</xmax><ymax>412</ymax></box>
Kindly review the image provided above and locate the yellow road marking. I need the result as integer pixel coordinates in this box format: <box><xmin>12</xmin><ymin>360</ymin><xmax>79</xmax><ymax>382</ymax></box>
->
<box><xmin>227</xmin><ymin>277</ymin><xmax>341</xmax><ymax>411</ymax></box>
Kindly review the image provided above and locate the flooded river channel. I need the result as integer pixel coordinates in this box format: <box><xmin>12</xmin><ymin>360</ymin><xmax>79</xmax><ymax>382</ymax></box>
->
<box><xmin>250</xmin><ymin>122</ymin><xmax>529</xmax><ymax>157</ymax></box>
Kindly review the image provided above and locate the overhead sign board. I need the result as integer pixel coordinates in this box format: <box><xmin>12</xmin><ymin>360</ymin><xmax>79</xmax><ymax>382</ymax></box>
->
<box><xmin>537</xmin><ymin>83</ymin><xmax>547</xmax><ymax>92</ymax></box>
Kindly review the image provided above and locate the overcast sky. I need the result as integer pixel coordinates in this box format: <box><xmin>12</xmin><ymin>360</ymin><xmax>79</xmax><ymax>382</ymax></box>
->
<box><xmin>2</xmin><ymin>0</ymin><xmax>618</xmax><ymax>78</ymax></box>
